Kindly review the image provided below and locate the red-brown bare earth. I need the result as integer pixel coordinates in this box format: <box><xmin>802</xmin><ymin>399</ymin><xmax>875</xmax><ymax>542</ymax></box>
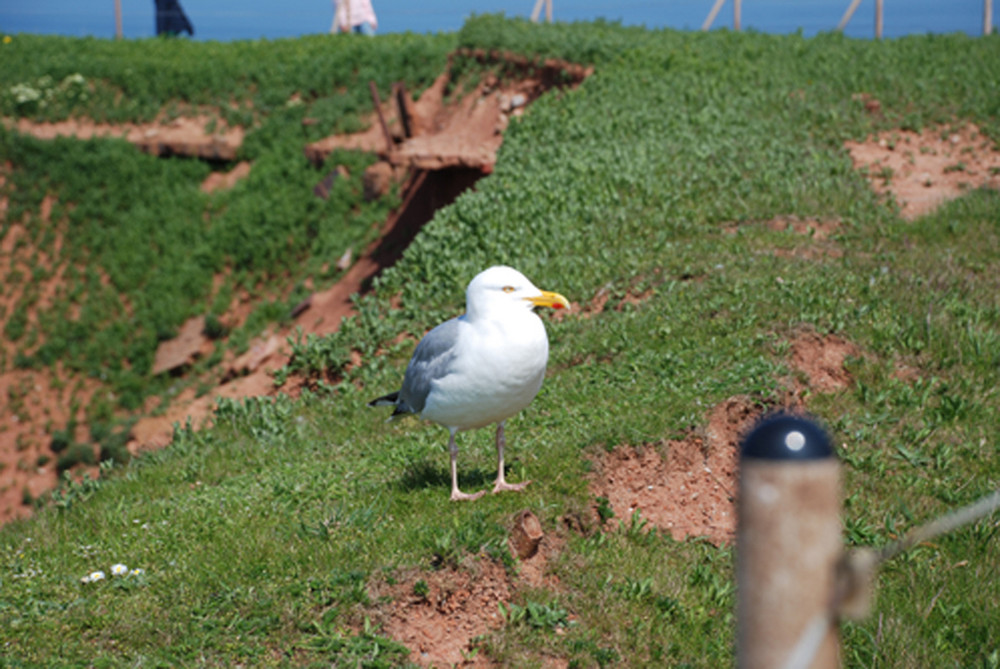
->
<box><xmin>845</xmin><ymin>122</ymin><xmax>1000</xmax><ymax>220</ymax></box>
<box><xmin>587</xmin><ymin>327</ymin><xmax>863</xmax><ymax>546</ymax></box>
<box><xmin>587</xmin><ymin>396</ymin><xmax>759</xmax><ymax>546</ymax></box>
<box><xmin>371</xmin><ymin>558</ymin><xmax>510</xmax><ymax>667</ymax></box>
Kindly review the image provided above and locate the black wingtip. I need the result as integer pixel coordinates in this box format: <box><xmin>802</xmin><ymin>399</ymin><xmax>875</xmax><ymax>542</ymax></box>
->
<box><xmin>367</xmin><ymin>391</ymin><xmax>399</xmax><ymax>408</ymax></box>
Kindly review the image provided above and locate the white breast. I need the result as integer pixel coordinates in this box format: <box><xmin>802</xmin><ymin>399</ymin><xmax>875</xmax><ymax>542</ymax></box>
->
<box><xmin>421</xmin><ymin>313</ymin><xmax>549</xmax><ymax>430</ymax></box>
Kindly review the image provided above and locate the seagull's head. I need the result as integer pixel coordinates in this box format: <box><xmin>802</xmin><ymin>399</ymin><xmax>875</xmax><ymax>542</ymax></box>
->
<box><xmin>465</xmin><ymin>266</ymin><xmax>570</xmax><ymax>321</ymax></box>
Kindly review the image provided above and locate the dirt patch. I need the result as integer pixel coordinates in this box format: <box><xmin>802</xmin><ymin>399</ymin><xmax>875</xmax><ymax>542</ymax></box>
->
<box><xmin>0</xmin><ymin>365</ymin><xmax>104</xmax><ymax>523</ymax></box>
<box><xmin>764</xmin><ymin>217</ymin><xmax>840</xmax><ymax>240</ymax></box>
<box><xmin>585</xmin><ymin>327</ymin><xmax>854</xmax><ymax>547</ymax></box>
<box><xmin>6</xmin><ymin>113</ymin><xmax>244</xmax><ymax>161</ymax></box>
<box><xmin>150</xmin><ymin>315</ymin><xmax>213</xmax><ymax>375</ymax></box>
<box><xmin>306</xmin><ymin>49</ymin><xmax>592</xmax><ymax>173</ymax></box>
<box><xmin>366</xmin><ymin>509</ymin><xmax>565</xmax><ymax>667</ymax></box>
<box><xmin>789</xmin><ymin>329</ymin><xmax>859</xmax><ymax>393</ymax></box>
<box><xmin>845</xmin><ymin>122</ymin><xmax>1000</xmax><ymax>220</ymax></box>
<box><xmin>559</xmin><ymin>272</ymin><xmax>663</xmax><ymax>322</ymax></box>
<box><xmin>372</xmin><ymin>558</ymin><xmax>510</xmax><ymax>667</ymax></box>
<box><xmin>0</xmin><ymin>191</ymin><xmax>112</xmax><ymax>523</ymax></box>
<box><xmin>588</xmin><ymin>396</ymin><xmax>765</xmax><ymax>546</ymax></box>
<box><xmin>723</xmin><ymin>216</ymin><xmax>845</xmax><ymax>260</ymax></box>
<box><xmin>200</xmin><ymin>161</ymin><xmax>252</xmax><ymax>193</ymax></box>
<box><xmin>773</xmin><ymin>218</ymin><xmax>845</xmax><ymax>260</ymax></box>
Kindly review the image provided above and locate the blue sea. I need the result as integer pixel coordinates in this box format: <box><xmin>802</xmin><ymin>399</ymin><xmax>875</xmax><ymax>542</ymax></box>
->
<box><xmin>0</xmin><ymin>1</ymin><xmax>994</xmax><ymax>42</ymax></box>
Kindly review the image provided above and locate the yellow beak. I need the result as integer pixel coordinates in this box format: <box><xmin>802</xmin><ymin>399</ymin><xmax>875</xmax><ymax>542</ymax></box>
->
<box><xmin>526</xmin><ymin>290</ymin><xmax>570</xmax><ymax>310</ymax></box>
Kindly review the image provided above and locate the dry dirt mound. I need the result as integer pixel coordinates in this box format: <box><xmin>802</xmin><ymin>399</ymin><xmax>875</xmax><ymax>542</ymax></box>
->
<box><xmin>845</xmin><ymin>121</ymin><xmax>1000</xmax><ymax>220</ymax></box>
<box><xmin>587</xmin><ymin>329</ymin><xmax>861</xmax><ymax>545</ymax></box>
<box><xmin>789</xmin><ymin>329</ymin><xmax>859</xmax><ymax>393</ymax></box>
<box><xmin>305</xmin><ymin>49</ymin><xmax>592</xmax><ymax>172</ymax></box>
<box><xmin>372</xmin><ymin>558</ymin><xmax>510</xmax><ymax>667</ymax></box>
<box><xmin>5</xmin><ymin>114</ymin><xmax>244</xmax><ymax>161</ymax></box>
<box><xmin>366</xmin><ymin>508</ymin><xmax>563</xmax><ymax>667</ymax></box>
<box><xmin>588</xmin><ymin>396</ymin><xmax>760</xmax><ymax>546</ymax></box>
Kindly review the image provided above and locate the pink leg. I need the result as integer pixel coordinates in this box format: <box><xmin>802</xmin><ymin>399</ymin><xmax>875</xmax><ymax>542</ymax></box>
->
<box><xmin>492</xmin><ymin>421</ymin><xmax>530</xmax><ymax>494</ymax></box>
<box><xmin>448</xmin><ymin>428</ymin><xmax>485</xmax><ymax>501</ymax></box>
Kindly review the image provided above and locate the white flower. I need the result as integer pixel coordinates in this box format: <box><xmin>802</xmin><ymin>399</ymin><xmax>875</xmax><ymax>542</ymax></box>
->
<box><xmin>81</xmin><ymin>570</ymin><xmax>106</xmax><ymax>584</ymax></box>
<box><xmin>131</xmin><ymin>568</ymin><xmax>145</xmax><ymax>576</ymax></box>
<box><xmin>111</xmin><ymin>563</ymin><xmax>128</xmax><ymax>576</ymax></box>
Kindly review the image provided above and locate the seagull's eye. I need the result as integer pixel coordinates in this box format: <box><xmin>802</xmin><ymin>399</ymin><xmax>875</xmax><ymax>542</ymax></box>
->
<box><xmin>502</xmin><ymin>286</ymin><xmax>516</xmax><ymax>293</ymax></box>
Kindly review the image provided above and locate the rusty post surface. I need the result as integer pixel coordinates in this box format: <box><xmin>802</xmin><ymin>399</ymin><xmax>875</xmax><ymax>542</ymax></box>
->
<box><xmin>737</xmin><ymin>415</ymin><xmax>841</xmax><ymax>669</ymax></box>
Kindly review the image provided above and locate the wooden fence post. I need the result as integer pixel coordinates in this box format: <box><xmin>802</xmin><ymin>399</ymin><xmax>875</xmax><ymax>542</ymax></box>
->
<box><xmin>986</xmin><ymin>0</ymin><xmax>994</xmax><ymax>35</ymax></box>
<box><xmin>737</xmin><ymin>414</ymin><xmax>842</xmax><ymax>669</ymax></box>
<box><xmin>368</xmin><ymin>81</ymin><xmax>395</xmax><ymax>156</ymax></box>
<box><xmin>837</xmin><ymin>0</ymin><xmax>864</xmax><ymax>31</ymax></box>
<box><xmin>702</xmin><ymin>0</ymin><xmax>726</xmax><ymax>30</ymax></box>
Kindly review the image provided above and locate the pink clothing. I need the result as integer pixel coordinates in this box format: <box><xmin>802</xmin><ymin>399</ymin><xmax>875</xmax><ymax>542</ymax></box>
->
<box><xmin>332</xmin><ymin>0</ymin><xmax>378</xmax><ymax>32</ymax></box>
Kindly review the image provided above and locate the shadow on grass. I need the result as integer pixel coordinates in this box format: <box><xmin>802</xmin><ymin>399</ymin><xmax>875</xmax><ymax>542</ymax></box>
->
<box><xmin>394</xmin><ymin>458</ymin><xmax>492</xmax><ymax>494</ymax></box>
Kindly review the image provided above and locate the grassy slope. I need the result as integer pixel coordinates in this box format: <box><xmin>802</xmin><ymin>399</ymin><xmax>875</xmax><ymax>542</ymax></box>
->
<box><xmin>0</xmin><ymin>31</ymin><xmax>452</xmax><ymax>432</ymax></box>
<box><xmin>2</xmin><ymin>16</ymin><xmax>1000</xmax><ymax>667</ymax></box>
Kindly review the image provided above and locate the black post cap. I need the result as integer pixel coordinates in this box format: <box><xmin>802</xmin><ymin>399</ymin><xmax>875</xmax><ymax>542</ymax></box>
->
<box><xmin>741</xmin><ymin>413</ymin><xmax>834</xmax><ymax>460</ymax></box>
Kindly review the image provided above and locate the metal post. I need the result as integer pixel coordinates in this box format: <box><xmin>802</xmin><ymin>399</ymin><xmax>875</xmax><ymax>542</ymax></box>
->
<box><xmin>737</xmin><ymin>414</ymin><xmax>842</xmax><ymax>669</ymax></box>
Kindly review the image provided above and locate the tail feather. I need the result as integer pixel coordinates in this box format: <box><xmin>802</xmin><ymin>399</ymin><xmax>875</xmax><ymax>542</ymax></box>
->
<box><xmin>368</xmin><ymin>391</ymin><xmax>399</xmax><ymax>408</ymax></box>
<box><xmin>368</xmin><ymin>390</ymin><xmax>417</xmax><ymax>422</ymax></box>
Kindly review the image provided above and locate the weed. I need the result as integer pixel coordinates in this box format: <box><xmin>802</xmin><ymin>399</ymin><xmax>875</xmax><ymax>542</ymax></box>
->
<box><xmin>501</xmin><ymin>600</ymin><xmax>573</xmax><ymax>630</ymax></box>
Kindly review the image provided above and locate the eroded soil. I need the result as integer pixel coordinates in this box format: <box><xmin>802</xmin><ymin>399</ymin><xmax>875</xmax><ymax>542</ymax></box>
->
<box><xmin>372</xmin><ymin>558</ymin><xmax>510</xmax><ymax>667</ymax></box>
<box><xmin>585</xmin><ymin>328</ymin><xmax>857</xmax><ymax>547</ymax></box>
<box><xmin>0</xmin><ymin>53</ymin><xmax>590</xmax><ymax>522</ymax></box>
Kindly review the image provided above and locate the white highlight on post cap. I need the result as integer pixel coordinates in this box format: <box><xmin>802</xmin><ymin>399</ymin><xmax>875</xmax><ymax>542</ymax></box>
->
<box><xmin>785</xmin><ymin>430</ymin><xmax>806</xmax><ymax>452</ymax></box>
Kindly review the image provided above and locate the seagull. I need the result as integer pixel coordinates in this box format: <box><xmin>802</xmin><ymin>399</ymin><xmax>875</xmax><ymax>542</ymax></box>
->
<box><xmin>369</xmin><ymin>266</ymin><xmax>570</xmax><ymax>501</ymax></box>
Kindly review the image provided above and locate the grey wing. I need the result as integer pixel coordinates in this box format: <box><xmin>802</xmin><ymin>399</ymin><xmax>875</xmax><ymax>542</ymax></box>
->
<box><xmin>399</xmin><ymin>317</ymin><xmax>461</xmax><ymax>414</ymax></box>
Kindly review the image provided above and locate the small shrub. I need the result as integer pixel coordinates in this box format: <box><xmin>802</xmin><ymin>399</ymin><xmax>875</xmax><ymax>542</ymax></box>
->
<box><xmin>49</xmin><ymin>429</ymin><xmax>73</xmax><ymax>454</ymax></box>
<box><xmin>56</xmin><ymin>443</ymin><xmax>97</xmax><ymax>473</ymax></box>
<box><xmin>203</xmin><ymin>313</ymin><xmax>229</xmax><ymax>339</ymax></box>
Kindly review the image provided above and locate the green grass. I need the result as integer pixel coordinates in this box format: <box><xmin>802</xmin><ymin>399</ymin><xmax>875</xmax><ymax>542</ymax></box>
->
<box><xmin>2</xmin><ymin>15</ymin><xmax>1000</xmax><ymax>667</ymax></box>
